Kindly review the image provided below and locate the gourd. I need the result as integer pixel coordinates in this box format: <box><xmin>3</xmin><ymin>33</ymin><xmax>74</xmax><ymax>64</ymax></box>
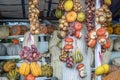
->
<box><xmin>7</xmin><ymin>44</ymin><xmax>22</xmax><ymax>55</ymax></box>
<box><xmin>0</xmin><ymin>24</ymin><xmax>9</xmax><ymax>39</ymax></box>
<box><xmin>0</xmin><ymin>43</ymin><xmax>7</xmax><ymax>56</ymax></box>
<box><xmin>113</xmin><ymin>39</ymin><xmax>120</xmax><ymax>51</ymax></box>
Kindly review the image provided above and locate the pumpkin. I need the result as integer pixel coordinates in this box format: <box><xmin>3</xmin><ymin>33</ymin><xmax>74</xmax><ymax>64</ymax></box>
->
<box><xmin>65</xmin><ymin>11</ymin><xmax>77</xmax><ymax>22</ymax></box>
<box><xmin>113</xmin><ymin>39</ymin><xmax>120</xmax><ymax>51</ymax></box>
<box><xmin>0</xmin><ymin>24</ymin><xmax>9</xmax><ymax>39</ymax></box>
<box><xmin>25</xmin><ymin>74</ymin><xmax>35</xmax><ymax>80</ymax></box>
<box><xmin>0</xmin><ymin>43</ymin><xmax>7</xmax><ymax>56</ymax></box>
<box><xmin>96</xmin><ymin>27</ymin><xmax>106</xmax><ymax>36</ymax></box>
<box><xmin>10</xmin><ymin>26</ymin><xmax>21</xmax><ymax>36</ymax></box>
<box><xmin>7</xmin><ymin>44</ymin><xmax>22</xmax><ymax>55</ymax></box>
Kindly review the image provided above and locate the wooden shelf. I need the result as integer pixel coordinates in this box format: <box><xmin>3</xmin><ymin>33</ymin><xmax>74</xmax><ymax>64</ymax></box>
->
<box><xmin>0</xmin><ymin>55</ymin><xmax>20</xmax><ymax>60</ymax></box>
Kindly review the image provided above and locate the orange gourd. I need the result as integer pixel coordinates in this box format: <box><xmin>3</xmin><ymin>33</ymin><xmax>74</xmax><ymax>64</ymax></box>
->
<box><xmin>66</xmin><ymin>11</ymin><xmax>77</xmax><ymax>22</ymax></box>
<box><xmin>10</xmin><ymin>26</ymin><xmax>21</xmax><ymax>36</ymax></box>
<box><xmin>74</xmin><ymin>22</ymin><xmax>82</xmax><ymax>31</ymax></box>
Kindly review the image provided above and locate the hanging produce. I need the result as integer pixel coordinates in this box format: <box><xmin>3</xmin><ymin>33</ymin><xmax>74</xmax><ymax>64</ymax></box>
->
<box><xmin>29</xmin><ymin>0</ymin><xmax>40</xmax><ymax>34</ymax></box>
<box><xmin>72</xmin><ymin>48</ymin><xmax>83</xmax><ymax>63</ymax></box>
<box><xmin>95</xmin><ymin>5</ymin><xmax>112</xmax><ymax>25</ymax></box>
<box><xmin>85</xmin><ymin>0</ymin><xmax>95</xmax><ymax>31</ymax></box>
<box><xmin>19</xmin><ymin>45</ymin><xmax>41</xmax><ymax>62</ymax></box>
<box><xmin>77</xmin><ymin>63</ymin><xmax>87</xmax><ymax>78</ymax></box>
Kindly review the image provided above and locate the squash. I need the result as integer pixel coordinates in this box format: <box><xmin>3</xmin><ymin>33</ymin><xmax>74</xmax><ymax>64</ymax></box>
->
<box><xmin>0</xmin><ymin>43</ymin><xmax>7</xmax><ymax>56</ymax></box>
<box><xmin>7</xmin><ymin>44</ymin><xmax>22</xmax><ymax>55</ymax></box>
<box><xmin>10</xmin><ymin>26</ymin><xmax>21</xmax><ymax>36</ymax></box>
<box><xmin>0</xmin><ymin>24</ymin><xmax>9</xmax><ymax>39</ymax></box>
<box><xmin>113</xmin><ymin>39</ymin><xmax>120</xmax><ymax>51</ymax></box>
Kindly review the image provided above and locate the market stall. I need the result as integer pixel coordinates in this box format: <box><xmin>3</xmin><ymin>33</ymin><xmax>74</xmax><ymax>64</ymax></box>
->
<box><xmin>0</xmin><ymin>0</ymin><xmax>120</xmax><ymax>80</ymax></box>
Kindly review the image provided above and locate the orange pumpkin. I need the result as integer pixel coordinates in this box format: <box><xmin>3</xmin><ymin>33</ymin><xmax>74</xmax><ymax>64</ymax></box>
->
<box><xmin>66</xmin><ymin>11</ymin><xmax>77</xmax><ymax>22</ymax></box>
<box><xmin>10</xmin><ymin>26</ymin><xmax>21</xmax><ymax>36</ymax></box>
<box><xmin>25</xmin><ymin>74</ymin><xmax>35</xmax><ymax>80</ymax></box>
<box><xmin>96</xmin><ymin>27</ymin><xmax>106</xmax><ymax>36</ymax></box>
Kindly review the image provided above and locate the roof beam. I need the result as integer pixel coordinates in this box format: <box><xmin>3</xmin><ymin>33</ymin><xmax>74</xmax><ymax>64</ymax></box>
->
<box><xmin>21</xmin><ymin>0</ymin><xmax>26</xmax><ymax>18</ymax></box>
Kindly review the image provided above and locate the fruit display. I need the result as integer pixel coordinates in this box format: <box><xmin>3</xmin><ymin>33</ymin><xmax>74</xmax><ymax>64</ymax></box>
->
<box><xmin>3</xmin><ymin>61</ymin><xmax>16</xmax><ymax>72</ymax></box>
<box><xmin>41</xmin><ymin>64</ymin><xmax>53</xmax><ymax>77</ymax></box>
<box><xmin>19</xmin><ymin>45</ymin><xmax>41</xmax><ymax>62</ymax></box>
<box><xmin>30</xmin><ymin>62</ymin><xmax>42</xmax><ymax>77</ymax></box>
<box><xmin>28</xmin><ymin>0</ymin><xmax>40</xmax><ymax>34</ymax></box>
